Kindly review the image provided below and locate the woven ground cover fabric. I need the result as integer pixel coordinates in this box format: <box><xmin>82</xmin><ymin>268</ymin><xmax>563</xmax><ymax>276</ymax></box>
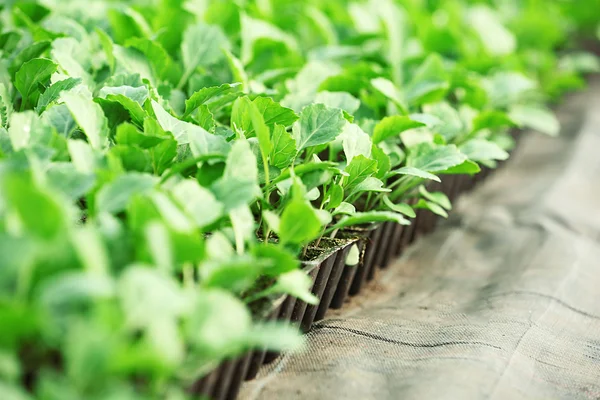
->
<box><xmin>239</xmin><ymin>78</ymin><xmax>600</xmax><ymax>400</ymax></box>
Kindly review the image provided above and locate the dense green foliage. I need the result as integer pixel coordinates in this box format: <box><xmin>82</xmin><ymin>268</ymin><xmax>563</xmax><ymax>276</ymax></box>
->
<box><xmin>0</xmin><ymin>0</ymin><xmax>598</xmax><ymax>398</ymax></box>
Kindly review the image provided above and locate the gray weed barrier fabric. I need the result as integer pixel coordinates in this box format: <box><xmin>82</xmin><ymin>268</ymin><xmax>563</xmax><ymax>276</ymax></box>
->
<box><xmin>239</xmin><ymin>78</ymin><xmax>600</xmax><ymax>400</ymax></box>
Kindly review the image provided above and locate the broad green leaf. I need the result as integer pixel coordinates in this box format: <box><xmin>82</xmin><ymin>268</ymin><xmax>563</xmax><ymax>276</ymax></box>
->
<box><xmin>95</xmin><ymin>173</ymin><xmax>157</xmax><ymax>214</ymax></box>
<box><xmin>119</xmin><ymin>265</ymin><xmax>187</xmax><ymax>330</ymax></box>
<box><xmin>187</xmin><ymin>289</ymin><xmax>251</xmax><ymax>357</ymax></box>
<box><xmin>152</xmin><ymin>100</ymin><xmax>230</xmax><ymax>156</ymax></box>
<box><xmin>9</xmin><ymin>41</ymin><xmax>51</xmax><ymax>76</ymax></box>
<box><xmin>348</xmin><ymin>177</ymin><xmax>390</xmax><ymax>197</ymax></box>
<box><xmin>270</xmin><ymin>124</ymin><xmax>297</xmax><ymax>169</ymax></box>
<box><xmin>292</xmin><ymin>104</ymin><xmax>345</xmax><ymax>151</ymax></box>
<box><xmin>67</xmin><ymin>139</ymin><xmax>97</xmax><ymax>174</ymax></box>
<box><xmin>46</xmin><ymin>162</ymin><xmax>95</xmax><ymax>200</ymax></box>
<box><xmin>459</xmin><ymin>139</ymin><xmax>509</xmax><ymax>162</ymax></box>
<box><xmin>439</xmin><ymin>160</ymin><xmax>481</xmax><ymax>175</ymax></box>
<box><xmin>314</xmin><ymin>91</ymin><xmax>360</xmax><ymax>115</ymax></box>
<box><xmin>98</xmin><ymin>86</ymin><xmax>149</xmax><ymax>105</ymax></box>
<box><xmin>405</xmin><ymin>54</ymin><xmax>449</xmax><ymax>106</ymax></box>
<box><xmin>240</xmin><ymin>13</ymin><xmax>298</xmax><ymax>65</ymax></box>
<box><xmin>329</xmin><ymin>211</ymin><xmax>410</xmax><ymax>231</ymax></box>
<box><xmin>372</xmin><ymin>116</ymin><xmax>426</xmax><ymax>144</ymax></box>
<box><xmin>343</xmin><ymin>154</ymin><xmax>377</xmax><ymax>193</ymax></box>
<box><xmin>339</xmin><ymin>123</ymin><xmax>371</xmax><ymax>162</ymax></box>
<box><xmin>51</xmin><ymin>38</ymin><xmax>94</xmax><ymax>88</ymax></box>
<box><xmin>333</xmin><ymin>202</ymin><xmax>356</xmax><ymax>215</ymax></box>
<box><xmin>171</xmin><ymin>180</ymin><xmax>224</xmax><ymax>229</ymax></box>
<box><xmin>126</xmin><ymin>37</ymin><xmax>177</xmax><ymax>83</ymax></box>
<box><xmin>279</xmin><ymin>198</ymin><xmax>322</xmax><ymax>246</ymax></box>
<box><xmin>326</xmin><ymin>184</ymin><xmax>344</xmax><ymax>210</ymax></box>
<box><xmin>224</xmin><ymin>49</ymin><xmax>249</xmax><ymax>91</ymax></box>
<box><xmin>8</xmin><ymin>111</ymin><xmax>51</xmax><ymax>151</ymax></box>
<box><xmin>36</xmin><ymin>77</ymin><xmax>81</xmax><ymax>113</ymax></box>
<box><xmin>509</xmin><ymin>105</ymin><xmax>560</xmax><ymax>137</ymax></box>
<box><xmin>252</xmin><ymin>96</ymin><xmax>298</xmax><ymax>130</ymax></box>
<box><xmin>371</xmin><ymin>77</ymin><xmax>406</xmax><ymax>111</ymax></box>
<box><xmin>150</xmin><ymin>191</ymin><xmax>195</xmax><ymax>233</ymax></box>
<box><xmin>184</xmin><ymin>83</ymin><xmax>241</xmax><ymax>118</ymax></box>
<box><xmin>371</xmin><ymin>144</ymin><xmax>391</xmax><ymax>179</ymax></box>
<box><xmin>211</xmin><ymin>140</ymin><xmax>261</xmax><ymax>211</ymax></box>
<box><xmin>388</xmin><ymin>166</ymin><xmax>440</xmax><ymax>182</ymax></box>
<box><xmin>415</xmin><ymin>199</ymin><xmax>448</xmax><ymax>218</ymax></box>
<box><xmin>62</xmin><ymin>92</ymin><xmax>109</xmax><ymax>149</ymax></box>
<box><xmin>271</xmin><ymin>270</ymin><xmax>318</xmax><ymax>304</ymax></box>
<box><xmin>407</xmin><ymin>144</ymin><xmax>467</xmax><ymax>173</ymax></box>
<box><xmin>472</xmin><ymin>110</ymin><xmax>516</xmax><ymax>133</ymax></box>
<box><xmin>382</xmin><ymin>196</ymin><xmax>416</xmax><ymax>218</ymax></box>
<box><xmin>15</xmin><ymin>58</ymin><xmax>57</xmax><ymax>108</ymax></box>
<box><xmin>201</xmin><ymin>256</ymin><xmax>264</xmax><ymax>293</ymax></box>
<box><xmin>179</xmin><ymin>23</ymin><xmax>230</xmax><ymax>88</ymax></box>
<box><xmin>1</xmin><ymin>173</ymin><xmax>67</xmax><ymax>239</ymax></box>
<box><xmin>419</xmin><ymin>186</ymin><xmax>451</xmax><ymax>210</ymax></box>
<box><xmin>468</xmin><ymin>5</ymin><xmax>516</xmax><ymax>56</ymax></box>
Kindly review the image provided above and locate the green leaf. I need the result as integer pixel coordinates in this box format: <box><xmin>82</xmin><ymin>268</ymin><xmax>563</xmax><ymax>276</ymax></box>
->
<box><xmin>405</xmin><ymin>54</ymin><xmax>449</xmax><ymax>106</ymax></box>
<box><xmin>459</xmin><ymin>139</ymin><xmax>509</xmax><ymax>163</ymax></box>
<box><xmin>179</xmin><ymin>23</ymin><xmax>230</xmax><ymax>89</ymax></box>
<box><xmin>439</xmin><ymin>160</ymin><xmax>481</xmax><ymax>175</ymax></box>
<box><xmin>15</xmin><ymin>58</ymin><xmax>57</xmax><ymax>108</ymax></box>
<box><xmin>252</xmin><ymin>243</ymin><xmax>300</xmax><ymax>277</ymax></box>
<box><xmin>415</xmin><ymin>199</ymin><xmax>448</xmax><ymax>218</ymax></box>
<box><xmin>372</xmin><ymin>116</ymin><xmax>426</xmax><ymax>144</ymax></box>
<box><xmin>171</xmin><ymin>180</ymin><xmax>224</xmax><ymax>229</ymax></box>
<box><xmin>292</xmin><ymin>103</ymin><xmax>346</xmax><ymax>151</ymax></box>
<box><xmin>186</xmin><ymin>289</ymin><xmax>251</xmax><ymax>358</ymax></box>
<box><xmin>348</xmin><ymin>177</ymin><xmax>390</xmax><ymax>197</ymax></box>
<box><xmin>509</xmin><ymin>105</ymin><xmax>560</xmax><ymax>137</ymax></box>
<box><xmin>9</xmin><ymin>40</ymin><xmax>51</xmax><ymax>76</ymax></box>
<box><xmin>1</xmin><ymin>172</ymin><xmax>66</xmax><ymax>239</ymax></box>
<box><xmin>152</xmin><ymin>100</ymin><xmax>230</xmax><ymax>156</ymax></box>
<box><xmin>46</xmin><ymin>163</ymin><xmax>96</xmax><ymax>200</ymax></box>
<box><xmin>339</xmin><ymin>123</ymin><xmax>372</xmax><ymax>162</ymax></box>
<box><xmin>370</xmin><ymin>77</ymin><xmax>407</xmax><ymax>113</ymax></box>
<box><xmin>314</xmin><ymin>91</ymin><xmax>360</xmax><ymax>115</ymax></box>
<box><xmin>419</xmin><ymin>186</ymin><xmax>451</xmax><ymax>210</ymax></box>
<box><xmin>95</xmin><ymin>173</ymin><xmax>157</xmax><ymax>214</ymax></box>
<box><xmin>270</xmin><ymin>124</ymin><xmax>297</xmax><ymax>169</ymax></box>
<box><xmin>252</xmin><ymin>96</ymin><xmax>299</xmax><ymax>130</ymax></box>
<box><xmin>343</xmin><ymin>154</ymin><xmax>378</xmax><ymax>193</ymax></box>
<box><xmin>371</xmin><ymin>144</ymin><xmax>391</xmax><ymax>179</ymax></box>
<box><xmin>329</xmin><ymin>211</ymin><xmax>410</xmax><ymax>231</ymax></box>
<box><xmin>211</xmin><ymin>140</ymin><xmax>260</xmax><ymax>211</ymax></box>
<box><xmin>99</xmin><ymin>86</ymin><xmax>149</xmax><ymax>105</ymax></box>
<box><xmin>126</xmin><ymin>37</ymin><xmax>177</xmax><ymax>83</ymax></box>
<box><xmin>468</xmin><ymin>5</ymin><xmax>516</xmax><ymax>57</ymax></box>
<box><xmin>62</xmin><ymin>92</ymin><xmax>109</xmax><ymax>149</ymax></box>
<box><xmin>201</xmin><ymin>256</ymin><xmax>264</xmax><ymax>293</ymax></box>
<box><xmin>407</xmin><ymin>144</ymin><xmax>467</xmax><ymax>173</ymax></box>
<box><xmin>271</xmin><ymin>270</ymin><xmax>318</xmax><ymax>304</ymax></box>
<box><xmin>388</xmin><ymin>166</ymin><xmax>440</xmax><ymax>182</ymax></box>
<box><xmin>472</xmin><ymin>110</ymin><xmax>516</xmax><ymax>133</ymax></box>
<box><xmin>224</xmin><ymin>49</ymin><xmax>249</xmax><ymax>91</ymax></box>
<box><xmin>184</xmin><ymin>83</ymin><xmax>241</xmax><ymax>118</ymax></box>
<box><xmin>279</xmin><ymin>198</ymin><xmax>322</xmax><ymax>246</ymax></box>
<box><xmin>247</xmin><ymin>100</ymin><xmax>272</xmax><ymax>183</ymax></box>
<box><xmin>240</xmin><ymin>13</ymin><xmax>298</xmax><ymax>65</ymax></box>
<box><xmin>36</xmin><ymin>77</ymin><xmax>81</xmax><ymax>113</ymax></box>
<box><xmin>382</xmin><ymin>196</ymin><xmax>416</xmax><ymax>218</ymax></box>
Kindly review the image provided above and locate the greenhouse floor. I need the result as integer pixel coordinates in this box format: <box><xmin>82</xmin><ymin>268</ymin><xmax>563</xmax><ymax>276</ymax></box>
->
<box><xmin>239</xmin><ymin>79</ymin><xmax>600</xmax><ymax>400</ymax></box>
